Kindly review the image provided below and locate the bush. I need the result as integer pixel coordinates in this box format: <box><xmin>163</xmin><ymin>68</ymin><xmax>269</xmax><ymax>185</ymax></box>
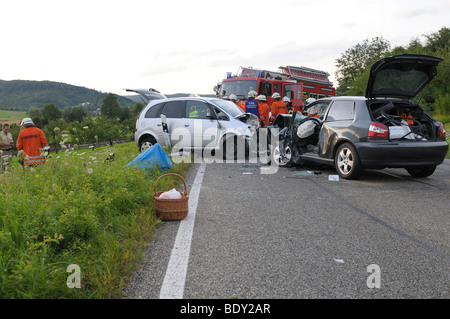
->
<box><xmin>434</xmin><ymin>94</ymin><xmax>450</xmax><ymax>116</ymax></box>
<box><xmin>0</xmin><ymin>142</ymin><xmax>191</xmax><ymax>298</ymax></box>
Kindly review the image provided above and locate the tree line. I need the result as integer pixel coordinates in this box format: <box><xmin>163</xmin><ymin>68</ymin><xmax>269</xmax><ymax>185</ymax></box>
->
<box><xmin>334</xmin><ymin>27</ymin><xmax>450</xmax><ymax>116</ymax></box>
<box><xmin>6</xmin><ymin>94</ymin><xmax>145</xmax><ymax>151</ymax></box>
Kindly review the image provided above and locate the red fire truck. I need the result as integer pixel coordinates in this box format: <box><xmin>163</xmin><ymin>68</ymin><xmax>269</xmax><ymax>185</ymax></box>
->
<box><xmin>214</xmin><ymin>65</ymin><xmax>335</xmax><ymax>111</ymax></box>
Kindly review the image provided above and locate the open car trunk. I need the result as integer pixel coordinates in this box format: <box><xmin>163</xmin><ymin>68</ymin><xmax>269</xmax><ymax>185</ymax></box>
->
<box><xmin>368</xmin><ymin>100</ymin><xmax>440</xmax><ymax>141</ymax></box>
<box><xmin>365</xmin><ymin>54</ymin><xmax>443</xmax><ymax>142</ymax></box>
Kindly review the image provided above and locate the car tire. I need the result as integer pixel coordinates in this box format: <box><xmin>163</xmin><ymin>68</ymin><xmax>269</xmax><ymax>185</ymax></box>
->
<box><xmin>334</xmin><ymin>143</ymin><xmax>364</xmax><ymax>179</ymax></box>
<box><xmin>406</xmin><ymin>166</ymin><xmax>436</xmax><ymax>178</ymax></box>
<box><xmin>222</xmin><ymin>135</ymin><xmax>248</xmax><ymax>161</ymax></box>
<box><xmin>272</xmin><ymin>144</ymin><xmax>292</xmax><ymax>167</ymax></box>
<box><xmin>139</xmin><ymin>136</ymin><xmax>156</xmax><ymax>152</ymax></box>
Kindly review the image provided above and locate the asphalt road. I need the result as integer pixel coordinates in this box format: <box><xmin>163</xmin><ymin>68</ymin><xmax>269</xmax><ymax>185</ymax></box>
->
<box><xmin>125</xmin><ymin>158</ymin><xmax>450</xmax><ymax>299</ymax></box>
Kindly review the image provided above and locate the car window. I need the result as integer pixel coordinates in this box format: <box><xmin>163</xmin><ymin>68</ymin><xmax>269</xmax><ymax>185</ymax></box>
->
<box><xmin>212</xmin><ymin>106</ymin><xmax>228</xmax><ymax>120</ymax></box>
<box><xmin>160</xmin><ymin>100</ymin><xmax>185</xmax><ymax>118</ymax></box>
<box><xmin>325</xmin><ymin>101</ymin><xmax>355</xmax><ymax>121</ymax></box>
<box><xmin>144</xmin><ymin>102</ymin><xmax>164</xmax><ymax>118</ymax></box>
<box><xmin>305</xmin><ymin>101</ymin><xmax>330</xmax><ymax>118</ymax></box>
<box><xmin>186</xmin><ymin>100</ymin><xmax>211</xmax><ymax>119</ymax></box>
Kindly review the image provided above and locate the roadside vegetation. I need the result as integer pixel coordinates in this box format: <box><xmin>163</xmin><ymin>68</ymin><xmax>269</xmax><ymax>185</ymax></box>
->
<box><xmin>0</xmin><ymin>142</ymin><xmax>190</xmax><ymax>298</ymax></box>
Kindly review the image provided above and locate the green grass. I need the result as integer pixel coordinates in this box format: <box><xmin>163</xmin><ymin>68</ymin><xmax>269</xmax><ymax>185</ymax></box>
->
<box><xmin>0</xmin><ymin>110</ymin><xmax>27</xmax><ymax>124</ymax></box>
<box><xmin>0</xmin><ymin>142</ymin><xmax>191</xmax><ymax>298</ymax></box>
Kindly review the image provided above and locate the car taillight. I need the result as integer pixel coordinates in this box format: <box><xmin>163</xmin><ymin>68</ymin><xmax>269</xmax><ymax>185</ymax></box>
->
<box><xmin>368</xmin><ymin>122</ymin><xmax>389</xmax><ymax>138</ymax></box>
<box><xmin>439</xmin><ymin>123</ymin><xmax>446</xmax><ymax>138</ymax></box>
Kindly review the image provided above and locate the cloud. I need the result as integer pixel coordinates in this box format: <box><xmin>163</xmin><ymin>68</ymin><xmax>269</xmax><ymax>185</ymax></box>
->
<box><xmin>396</xmin><ymin>6</ymin><xmax>439</xmax><ymax>19</ymax></box>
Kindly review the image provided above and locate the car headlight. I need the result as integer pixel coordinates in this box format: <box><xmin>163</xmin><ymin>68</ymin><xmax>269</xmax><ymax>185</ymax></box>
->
<box><xmin>247</xmin><ymin>114</ymin><xmax>259</xmax><ymax>129</ymax></box>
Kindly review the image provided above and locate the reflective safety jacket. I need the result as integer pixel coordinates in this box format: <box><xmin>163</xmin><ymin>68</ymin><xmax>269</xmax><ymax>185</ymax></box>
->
<box><xmin>259</xmin><ymin>102</ymin><xmax>270</xmax><ymax>127</ymax></box>
<box><xmin>271</xmin><ymin>100</ymin><xmax>288</xmax><ymax>119</ymax></box>
<box><xmin>237</xmin><ymin>101</ymin><xmax>246</xmax><ymax>112</ymax></box>
<box><xmin>17</xmin><ymin>126</ymin><xmax>49</xmax><ymax>165</ymax></box>
<box><xmin>245</xmin><ymin>99</ymin><xmax>259</xmax><ymax>117</ymax></box>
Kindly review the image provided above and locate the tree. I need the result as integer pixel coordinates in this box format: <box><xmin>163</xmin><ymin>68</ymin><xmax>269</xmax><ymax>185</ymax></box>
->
<box><xmin>71</xmin><ymin>106</ymin><xmax>88</xmax><ymax>123</ymax></box>
<box><xmin>42</xmin><ymin>103</ymin><xmax>62</xmax><ymax>125</ymax></box>
<box><xmin>335</xmin><ymin>37</ymin><xmax>391</xmax><ymax>95</ymax></box>
<box><xmin>63</xmin><ymin>105</ymin><xmax>87</xmax><ymax>122</ymax></box>
<box><xmin>27</xmin><ymin>107</ymin><xmax>43</xmax><ymax>127</ymax></box>
<box><xmin>132</xmin><ymin>102</ymin><xmax>145</xmax><ymax>117</ymax></box>
<box><xmin>100</xmin><ymin>93</ymin><xmax>121</xmax><ymax>119</ymax></box>
<box><xmin>423</xmin><ymin>27</ymin><xmax>450</xmax><ymax>53</ymax></box>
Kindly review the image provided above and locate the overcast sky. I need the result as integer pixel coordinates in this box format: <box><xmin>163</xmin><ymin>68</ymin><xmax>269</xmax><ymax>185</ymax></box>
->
<box><xmin>1</xmin><ymin>0</ymin><xmax>449</xmax><ymax>96</ymax></box>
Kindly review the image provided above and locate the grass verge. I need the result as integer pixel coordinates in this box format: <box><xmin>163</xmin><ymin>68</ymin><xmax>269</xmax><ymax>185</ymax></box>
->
<box><xmin>0</xmin><ymin>142</ymin><xmax>191</xmax><ymax>298</ymax></box>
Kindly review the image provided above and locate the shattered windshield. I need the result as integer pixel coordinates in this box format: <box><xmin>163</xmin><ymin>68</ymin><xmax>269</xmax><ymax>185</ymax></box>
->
<box><xmin>219</xmin><ymin>80</ymin><xmax>258</xmax><ymax>100</ymax></box>
<box><xmin>293</xmin><ymin>111</ymin><xmax>308</xmax><ymax>124</ymax></box>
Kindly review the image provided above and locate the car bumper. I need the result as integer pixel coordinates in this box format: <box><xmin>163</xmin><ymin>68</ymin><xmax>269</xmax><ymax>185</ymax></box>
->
<box><xmin>356</xmin><ymin>141</ymin><xmax>449</xmax><ymax>168</ymax></box>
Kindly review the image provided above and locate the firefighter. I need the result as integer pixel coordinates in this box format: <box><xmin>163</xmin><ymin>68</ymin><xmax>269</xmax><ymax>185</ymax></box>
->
<box><xmin>229</xmin><ymin>94</ymin><xmax>246</xmax><ymax>112</ymax></box>
<box><xmin>270</xmin><ymin>93</ymin><xmax>288</xmax><ymax>122</ymax></box>
<box><xmin>17</xmin><ymin>117</ymin><xmax>49</xmax><ymax>166</ymax></box>
<box><xmin>245</xmin><ymin>90</ymin><xmax>259</xmax><ymax>120</ymax></box>
<box><xmin>256</xmin><ymin>95</ymin><xmax>270</xmax><ymax>127</ymax></box>
<box><xmin>305</xmin><ymin>97</ymin><xmax>316</xmax><ymax>106</ymax></box>
<box><xmin>283</xmin><ymin>96</ymin><xmax>293</xmax><ymax>114</ymax></box>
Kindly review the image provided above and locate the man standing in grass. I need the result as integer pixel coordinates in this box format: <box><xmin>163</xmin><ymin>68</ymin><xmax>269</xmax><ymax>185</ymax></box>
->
<box><xmin>0</xmin><ymin>123</ymin><xmax>14</xmax><ymax>150</ymax></box>
<box><xmin>17</xmin><ymin>118</ymin><xmax>49</xmax><ymax>166</ymax></box>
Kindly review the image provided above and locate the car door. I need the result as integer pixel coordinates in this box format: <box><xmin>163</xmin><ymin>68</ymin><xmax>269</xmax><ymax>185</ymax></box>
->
<box><xmin>184</xmin><ymin>100</ymin><xmax>219</xmax><ymax>149</ymax></box>
<box><xmin>158</xmin><ymin>100</ymin><xmax>187</xmax><ymax>147</ymax></box>
<box><xmin>318</xmin><ymin>100</ymin><xmax>355</xmax><ymax>158</ymax></box>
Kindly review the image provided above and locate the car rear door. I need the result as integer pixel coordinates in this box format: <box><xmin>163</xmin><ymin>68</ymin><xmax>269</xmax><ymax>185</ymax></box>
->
<box><xmin>158</xmin><ymin>100</ymin><xmax>188</xmax><ymax>147</ymax></box>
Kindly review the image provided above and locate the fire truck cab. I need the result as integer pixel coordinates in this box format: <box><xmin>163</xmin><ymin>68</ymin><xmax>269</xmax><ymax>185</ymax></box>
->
<box><xmin>215</xmin><ymin>66</ymin><xmax>335</xmax><ymax>112</ymax></box>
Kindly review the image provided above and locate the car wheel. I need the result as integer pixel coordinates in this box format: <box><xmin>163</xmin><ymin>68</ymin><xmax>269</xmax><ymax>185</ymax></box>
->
<box><xmin>334</xmin><ymin>143</ymin><xmax>363</xmax><ymax>179</ymax></box>
<box><xmin>406</xmin><ymin>166</ymin><xmax>436</xmax><ymax>178</ymax></box>
<box><xmin>222</xmin><ymin>135</ymin><xmax>237</xmax><ymax>160</ymax></box>
<box><xmin>222</xmin><ymin>135</ymin><xmax>249</xmax><ymax>161</ymax></box>
<box><xmin>272</xmin><ymin>144</ymin><xmax>292</xmax><ymax>167</ymax></box>
<box><xmin>139</xmin><ymin>136</ymin><xmax>156</xmax><ymax>152</ymax></box>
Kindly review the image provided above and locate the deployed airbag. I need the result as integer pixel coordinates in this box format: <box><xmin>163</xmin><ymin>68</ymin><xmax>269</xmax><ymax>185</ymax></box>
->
<box><xmin>297</xmin><ymin>120</ymin><xmax>318</xmax><ymax>139</ymax></box>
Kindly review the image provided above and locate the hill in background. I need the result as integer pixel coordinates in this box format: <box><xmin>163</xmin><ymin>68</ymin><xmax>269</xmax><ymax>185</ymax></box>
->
<box><xmin>0</xmin><ymin>79</ymin><xmax>216</xmax><ymax>111</ymax></box>
<box><xmin>0</xmin><ymin>80</ymin><xmax>134</xmax><ymax>110</ymax></box>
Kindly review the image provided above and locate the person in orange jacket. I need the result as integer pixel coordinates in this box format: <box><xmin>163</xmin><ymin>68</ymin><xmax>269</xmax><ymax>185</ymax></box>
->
<box><xmin>229</xmin><ymin>94</ymin><xmax>246</xmax><ymax>112</ymax></box>
<box><xmin>17</xmin><ymin>117</ymin><xmax>49</xmax><ymax>166</ymax></box>
<box><xmin>256</xmin><ymin>95</ymin><xmax>270</xmax><ymax>127</ymax></box>
<box><xmin>270</xmin><ymin>93</ymin><xmax>288</xmax><ymax>122</ymax></box>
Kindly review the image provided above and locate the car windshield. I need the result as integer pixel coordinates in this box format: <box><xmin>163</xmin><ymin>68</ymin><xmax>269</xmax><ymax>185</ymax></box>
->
<box><xmin>292</xmin><ymin>111</ymin><xmax>308</xmax><ymax>124</ymax></box>
<box><xmin>219</xmin><ymin>80</ymin><xmax>258</xmax><ymax>100</ymax></box>
<box><xmin>213</xmin><ymin>99</ymin><xmax>245</xmax><ymax>117</ymax></box>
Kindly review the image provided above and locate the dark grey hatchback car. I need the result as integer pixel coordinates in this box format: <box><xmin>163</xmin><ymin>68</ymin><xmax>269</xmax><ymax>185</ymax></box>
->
<box><xmin>272</xmin><ymin>54</ymin><xmax>448</xmax><ymax>179</ymax></box>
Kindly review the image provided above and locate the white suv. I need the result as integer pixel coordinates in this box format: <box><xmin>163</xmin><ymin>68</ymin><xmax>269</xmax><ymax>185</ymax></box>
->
<box><xmin>134</xmin><ymin>97</ymin><xmax>259</xmax><ymax>159</ymax></box>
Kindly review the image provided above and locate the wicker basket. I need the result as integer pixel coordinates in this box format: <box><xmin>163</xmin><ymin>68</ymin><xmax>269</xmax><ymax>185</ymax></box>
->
<box><xmin>153</xmin><ymin>173</ymin><xmax>189</xmax><ymax>221</ymax></box>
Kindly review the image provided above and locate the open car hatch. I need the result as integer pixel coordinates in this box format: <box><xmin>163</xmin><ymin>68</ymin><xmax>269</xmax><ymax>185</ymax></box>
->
<box><xmin>365</xmin><ymin>54</ymin><xmax>442</xmax><ymax>99</ymax></box>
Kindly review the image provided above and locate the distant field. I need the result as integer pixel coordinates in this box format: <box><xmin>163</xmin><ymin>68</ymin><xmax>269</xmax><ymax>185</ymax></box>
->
<box><xmin>0</xmin><ymin>110</ymin><xmax>27</xmax><ymax>125</ymax></box>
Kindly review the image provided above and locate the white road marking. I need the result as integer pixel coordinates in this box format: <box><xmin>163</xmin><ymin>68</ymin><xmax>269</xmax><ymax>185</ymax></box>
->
<box><xmin>159</xmin><ymin>161</ymin><xmax>207</xmax><ymax>299</ymax></box>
